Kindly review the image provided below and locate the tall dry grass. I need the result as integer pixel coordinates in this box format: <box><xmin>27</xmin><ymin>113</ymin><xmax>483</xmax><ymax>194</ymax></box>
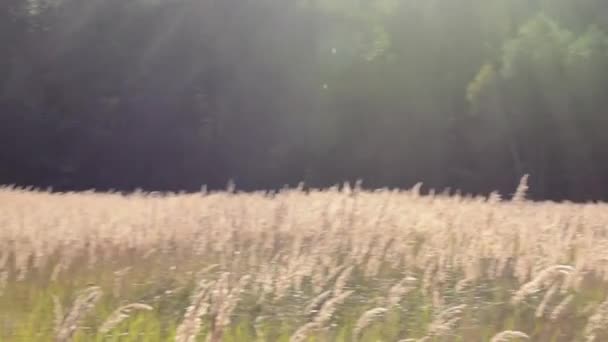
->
<box><xmin>1</xmin><ymin>179</ymin><xmax>608</xmax><ymax>340</ymax></box>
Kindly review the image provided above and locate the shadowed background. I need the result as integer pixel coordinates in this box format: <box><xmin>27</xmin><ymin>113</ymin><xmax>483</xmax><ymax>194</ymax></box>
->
<box><xmin>2</xmin><ymin>0</ymin><xmax>608</xmax><ymax>201</ymax></box>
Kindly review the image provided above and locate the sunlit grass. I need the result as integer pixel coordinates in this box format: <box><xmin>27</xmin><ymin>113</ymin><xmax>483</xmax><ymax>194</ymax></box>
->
<box><xmin>1</xmin><ymin>181</ymin><xmax>608</xmax><ymax>341</ymax></box>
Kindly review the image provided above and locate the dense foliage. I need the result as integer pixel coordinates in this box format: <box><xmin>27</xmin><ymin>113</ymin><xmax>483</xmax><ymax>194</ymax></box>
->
<box><xmin>2</xmin><ymin>0</ymin><xmax>608</xmax><ymax>200</ymax></box>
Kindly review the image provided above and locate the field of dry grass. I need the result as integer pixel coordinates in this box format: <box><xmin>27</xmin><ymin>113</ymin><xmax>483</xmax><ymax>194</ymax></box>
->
<box><xmin>2</xmin><ymin>179</ymin><xmax>608</xmax><ymax>341</ymax></box>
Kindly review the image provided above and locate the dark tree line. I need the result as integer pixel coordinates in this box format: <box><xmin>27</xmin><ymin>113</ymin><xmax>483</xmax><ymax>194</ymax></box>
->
<box><xmin>1</xmin><ymin>0</ymin><xmax>608</xmax><ymax>201</ymax></box>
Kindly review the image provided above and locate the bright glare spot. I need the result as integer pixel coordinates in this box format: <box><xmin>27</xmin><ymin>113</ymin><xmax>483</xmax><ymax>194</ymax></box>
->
<box><xmin>331</xmin><ymin>48</ymin><xmax>337</xmax><ymax>54</ymax></box>
<box><xmin>322</xmin><ymin>84</ymin><xmax>328</xmax><ymax>89</ymax></box>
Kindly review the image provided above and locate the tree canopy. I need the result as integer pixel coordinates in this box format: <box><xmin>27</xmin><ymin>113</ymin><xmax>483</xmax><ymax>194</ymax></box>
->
<box><xmin>1</xmin><ymin>0</ymin><xmax>608</xmax><ymax>200</ymax></box>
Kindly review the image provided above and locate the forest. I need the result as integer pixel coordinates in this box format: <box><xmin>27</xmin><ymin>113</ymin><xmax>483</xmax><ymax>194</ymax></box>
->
<box><xmin>2</xmin><ymin>0</ymin><xmax>608</xmax><ymax>201</ymax></box>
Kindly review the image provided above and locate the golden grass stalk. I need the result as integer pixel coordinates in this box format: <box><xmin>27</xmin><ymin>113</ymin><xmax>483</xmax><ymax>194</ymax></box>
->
<box><xmin>352</xmin><ymin>307</ymin><xmax>388</xmax><ymax>341</ymax></box>
<box><xmin>305</xmin><ymin>290</ymin><xmax>332</xmax><ymax>316</ymax></box>
<box><xmin>535</xmin><ymin>282</ymin><xmax>558</xmax><ymax>318</ymax></box>
<box><xmin>424</xmin><ymin>304</ymin><xmax>467</xmax><ymax>338</ymax></box>
<box><xmin>550</xmin><ymin>294</ymin><xmax>574</xmax><ymax>321</ymax></box>
<box><xmin>54</xmin><ymin>286</ymin><xmax>103</xmax><ymax>342</ymax></box>
<box><xmin>454</xmin><ymin>278</ymin><xmax>471</xmax><ymax>293</ymax></box>
<box><xmin>254</xmin><ymin>315</ymin><xmax>267</xmax><ymax>340</ymax></box>
<box><xmin>175</xmin><ymin>280</ymin><xmax>214</xmax><ymax>342</ymax></box>
<box><xmin>432</xmin><ymin>288</ymin><xmax>443</xmax><ymax>308</ymax></box>
<box><xmin>0</xmin><ymin>270</ymin><xmax>7</xmax><ymax>296</ymax></box>
<box><xmin>314</xmin><ymin>264</ymin><xmax>345</xmax><ymax>294</ymax></box>
<box><xmin>314</xmin><ymin>290</ymin><xmax>354</xmax><ymax>326</ymax></box>
<box><xmin>289</xmin><ymin>322</ymin><xmax>320</xmax><ymax>342</ymax></box>
<box><xmin>386</xmin><ymin>276</ymin><xmax>416</xmax><ymax>308</ymax></box>
<box><xmin>512</xmin><ymin>175</ymin><xmax>529</xmax><ymax>202</ymax></box>
<box><xmin>0</xmin><ymin>251</ymin><xmax>7</xmax><ymax>270</ymax></box>
<box><xmin>99</xmin><ymin>303</ymin><xmax>153</xmax><ymax>334</ymax></box>
<box><xmin>176</xmin><ymin>264</ymin><xmax>227</xmax><ymax>341</ymax></box>
<box><xmin>511</xmin><ymin>265</ymin><xmax>574</xmax><ymax>305</ymax></box>
<box><xmin>584</xmin><ymin>296</ymin><xmax>608</xmax><ymax>342</ymax></box>
<box><xmin>195</xmin><ymin>264</ymin><xmax>220</xmax><ymax>279</ymax></box>
<box><xmin>490</xmin><ymin>330</ymin><xmax>530</xmax><ymax>341</ymax></box>
<box><xmin>334</xmin><ymin>266</ymin><xmax>354</xmax><ymax>295</ymax></box>
<box><xmin>52</xmin><ymin>295</ymin><xmax>63</xmax><ymax>335</ymax></box>
<box><xmin>209</xmin><ymin>274</ymin><xmax>251</xmax><ymax>341</ymax></box>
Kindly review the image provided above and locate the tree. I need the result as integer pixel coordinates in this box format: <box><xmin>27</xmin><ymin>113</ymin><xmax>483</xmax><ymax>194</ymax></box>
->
<box><xmin>469</xmin><ymin>14</ymin><xmax>608</xmax><ymax>199</ymax></box>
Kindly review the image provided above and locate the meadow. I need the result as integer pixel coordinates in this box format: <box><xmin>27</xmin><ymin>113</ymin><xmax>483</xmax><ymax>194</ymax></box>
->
<box><xmin>1</xmin><ymin>179</ymin><xmax>608</xmax><ymax>341</ymax></box>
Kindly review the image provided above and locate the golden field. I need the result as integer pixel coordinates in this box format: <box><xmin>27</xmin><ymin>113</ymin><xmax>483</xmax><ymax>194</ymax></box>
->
<box><xmin>1</xmin><ymin>180</ymin><xmax>608</xmax><ymax>341</ymax></box>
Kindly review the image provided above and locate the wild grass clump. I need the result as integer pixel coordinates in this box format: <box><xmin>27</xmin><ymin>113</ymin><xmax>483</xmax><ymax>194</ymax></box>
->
<box><xmin>1</xmin><ymin>178</ymin><xmax>608</xmax><ymax>341</ymax></box>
